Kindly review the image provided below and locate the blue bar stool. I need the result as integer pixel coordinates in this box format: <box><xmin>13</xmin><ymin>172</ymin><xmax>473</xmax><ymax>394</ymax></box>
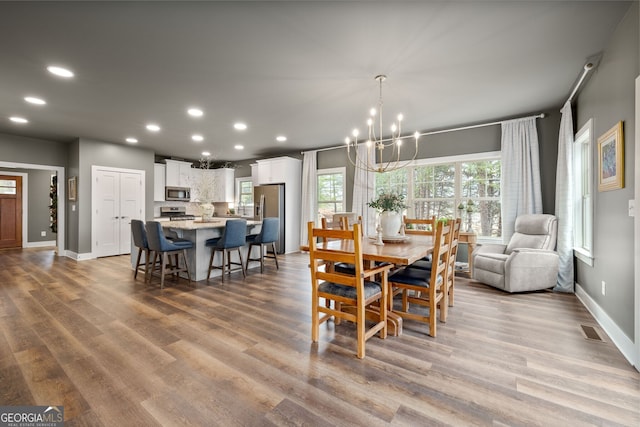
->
<box><xmin>245</xmin><ymin>217</ymin><xmax>279</xmax><ymax>273</ymax></box>
<box><xmin>206</xmin><ymin>219</ymin><xmax>247</xmax><ymax>282</ymax></box>
<box><xmin>131</xmin><ymin>219</ymin><xmax>153</xmax><ymax>281</ymax></box>
<box><xmin>145</xmin><ymin>221</ymin><xmax>193</xmax><ymax>289</ymax></box>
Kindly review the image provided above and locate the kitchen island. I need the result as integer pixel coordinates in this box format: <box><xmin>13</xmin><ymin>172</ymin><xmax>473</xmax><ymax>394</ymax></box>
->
<box><xmin>135</xmin><ymin>218</ymin><xmax>262</xmax><ymax>282</ymax></box>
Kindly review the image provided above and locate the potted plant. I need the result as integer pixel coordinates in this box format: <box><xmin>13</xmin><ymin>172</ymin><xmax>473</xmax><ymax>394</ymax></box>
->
<box><xmin>368</xmin><ymin>192</ymin><xmax>407</xmax><ymax>237</ymax></box>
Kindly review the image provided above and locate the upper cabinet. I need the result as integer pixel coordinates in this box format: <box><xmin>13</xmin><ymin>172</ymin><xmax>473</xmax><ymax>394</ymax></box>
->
<box><xmin>165</xmin><ymin>159</ymin><xmax>192</xmax><ymax>187</ymax></box>
<box><xmin>251</xmin><ymin>163</ymin><xmax>259</xmax><ymax>187</ymax></box>
<box><xmin>154</xmin><ymin>163</ymin><xmax>166</xmax><ymax>201</ymax></box>
<box><xmin>256</xmin><ymin>157</ymin><xmax>299</xmax><ymax>185</ymax></box>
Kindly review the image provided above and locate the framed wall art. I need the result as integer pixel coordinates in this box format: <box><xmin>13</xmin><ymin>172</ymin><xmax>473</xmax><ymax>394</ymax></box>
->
<box><xmin>68</xmin><ymin>176</ymin><xmax>77</xmax><ymax>201</ymax></box>
<box><xmin>597</xmin><ymin>121</ymin><xmax>624</xmax><ymax>192</ymax></box>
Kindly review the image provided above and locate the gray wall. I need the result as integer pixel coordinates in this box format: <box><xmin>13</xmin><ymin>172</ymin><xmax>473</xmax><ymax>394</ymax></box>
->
<box><xmin>0</xmin><ymin>132</ymin><xmax>68</xmax><ymax>167</ymax></box>
<box><xmin>575</xmin><ymin>2</ymin><xmax>638</xmax><ymax>340</ymax></box>
<box><xmin>25</xmin><ymin>169</ymin><xmax>57</xmax><ymax>242</ymax></box>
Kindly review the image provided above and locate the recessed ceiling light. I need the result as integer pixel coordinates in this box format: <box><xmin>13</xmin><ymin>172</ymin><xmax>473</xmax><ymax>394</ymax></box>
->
<box><xmin>146</xmin><ymin>123</ymin><xmax>160</xmax><ymax>132</ymax></box>
<box><xmin>202</xmin><ymin>151</ymin><xmax>211</xmax><ymax>157</ymax></box>
<box><xmin>24</xmin><ymin>96</ymin><xmax>46</xmax><ymax>105</ymax></box>
<box><xmin>276</xmin><ymin>135</ymin><xmax>287</xmax><ymax>142</ymax></box>
<box><xmin>47</xmin><ymin>65</ymin><xmax>74</xmax><ymax>78</ymax></box>
<box><xmin>125</xmin><ymin>137</ymin><xmax>138</xmax><ymax>143</ymax></box>
<box><xmin>234</xmin><ymin>145</ymin><xmax>244</xmax><ymax>150</ymax></box>
<box><xmin>234</xmin><ymin>122</ymin><xmax>247</xmax><ymax>131</ymax></box>
<box><xmin>187</xmin><ymin>108</ymin><xmax>203</xmax><ymax>117</ymax></box>
<box><xmin>191</xmin><ymin>134</ymin><xmax>204</xmax><ymax>142</ymax></box>
<box><xmin>9</xmin><ymin>116</ymin><xmax>28</xmax><ymax>124</ymax></box>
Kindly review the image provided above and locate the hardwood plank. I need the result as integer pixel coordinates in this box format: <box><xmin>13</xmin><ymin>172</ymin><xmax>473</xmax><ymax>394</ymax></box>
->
<box><xmin>13</xmin><ymin>345</ymin><xmax>90</xmax><ymax>420</ymax></box>
<box><xmin>0</xmin><ymin>247</ymin><xmax>637</xmax><ymax>426</ymax></box>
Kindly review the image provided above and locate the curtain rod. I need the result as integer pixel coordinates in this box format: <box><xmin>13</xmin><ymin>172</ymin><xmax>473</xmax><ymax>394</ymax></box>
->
<box><xmin>566</xmin><ymin>62</ymin><xmax>594</xmax><ymax>105</ymax></box>
<box><xmin>302</xmin><ymin>112</ymin><xmax>546</xmax><ymax>154</ymax></box>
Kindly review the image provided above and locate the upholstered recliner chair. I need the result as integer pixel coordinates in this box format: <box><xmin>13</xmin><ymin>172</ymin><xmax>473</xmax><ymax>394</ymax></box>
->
<box><xmin>472</xmin><ymin>214</ymin><xmax>559</xmax><ymax>293</ymax></box>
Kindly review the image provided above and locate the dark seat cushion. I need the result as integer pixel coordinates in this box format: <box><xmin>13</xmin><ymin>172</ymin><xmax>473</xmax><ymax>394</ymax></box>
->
<box><xmin>318</xmin><ymin>280</ymin><xmax>381</xmax><ymax>300</ymax></box>
<box><xmin>407</xmin><ymin>259</ymin><xmax>432</xmax><ymax>270</ymax></box>
<box><xmin>389</xmin><ymin>267</ymin><xmax>442</xmax><ymax>288</ymax></box>
<box><xmin>205</xmin><ymin>237</ymin><xmax>221</xmax><ymax>247</ymax></box>
<box><xmin>333</xmin><ymin>263</ymin><xmax>355</xmax><ymax>275</ymax></box>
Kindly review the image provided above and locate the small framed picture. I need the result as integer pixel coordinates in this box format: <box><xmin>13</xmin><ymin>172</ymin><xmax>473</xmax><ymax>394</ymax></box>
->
<box><xmin>68</xmin><ymin>176</ymin><xmax>77</xmax><ymax>201</ymax></box>
<box><xmin>597</xmin><ymin>121</ymin><xmax>624</xmax><ymax>192</ymax></box>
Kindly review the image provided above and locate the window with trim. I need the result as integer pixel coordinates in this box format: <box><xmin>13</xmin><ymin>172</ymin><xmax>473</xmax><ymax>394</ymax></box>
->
<box><xmin>317</xmin><ymin>167</ymin><xmax>346</xmax><ymax>220</ymax></box>
<box><xmin>236</xmin><ymin>177</ymin><xmax>254</xmax><ymax>217</ymax></box>
<box><xmin>374</xmin><ymin>153</ymin><xmax>502</xmax><ymax>238</ymax></box>
<box><xmin>573</xmin><ymin>119</ymin><xmax>593</xmax><ymax>264</ymax></box>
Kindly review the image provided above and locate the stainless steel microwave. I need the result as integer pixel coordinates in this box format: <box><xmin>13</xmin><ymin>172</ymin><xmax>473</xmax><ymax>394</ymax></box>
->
<box><xmin>165</xmin><ymin>186</ymin><xmax>191</xmax><ymax>201</ymax></box>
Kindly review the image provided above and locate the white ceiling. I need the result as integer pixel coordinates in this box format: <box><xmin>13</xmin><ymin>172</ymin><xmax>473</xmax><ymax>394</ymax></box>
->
<box><xmin>0</xmin><ymin>1</ymin><xmax>632</xmax><ymax>162</ymax></box>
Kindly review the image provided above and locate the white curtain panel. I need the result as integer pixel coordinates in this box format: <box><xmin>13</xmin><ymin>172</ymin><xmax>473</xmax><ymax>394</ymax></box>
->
<box><xmin>300</xmin><ymin>150</ymin><xmax>317</xmax><ymax>246</ymax></box>
<box><xmin>554</xmin><ymin>102</ymin><xmax>575</xmax><ymax>292</ymax></box>
<box><xmin>500</xmin><ymin>117</ymin><xmax>543</xmax><ymax>243</ymax></box>
<box><xmin>351</xmin><ymin>144</ymin><xmax>376</xmax><ymax>235</ymax></box>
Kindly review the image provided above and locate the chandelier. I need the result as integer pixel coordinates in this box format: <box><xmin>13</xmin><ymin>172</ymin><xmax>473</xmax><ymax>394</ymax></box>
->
<box><xmin>345</xmin><ymin>75</ymin><xmax>420</xmax><ymax>173</ymax></box>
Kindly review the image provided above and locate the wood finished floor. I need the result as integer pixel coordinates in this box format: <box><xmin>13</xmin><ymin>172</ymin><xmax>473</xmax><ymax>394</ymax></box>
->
<box><xmin>0</xmin><ymin>247</ymin><xmax>638</xmax><ymax>426</ymax></box>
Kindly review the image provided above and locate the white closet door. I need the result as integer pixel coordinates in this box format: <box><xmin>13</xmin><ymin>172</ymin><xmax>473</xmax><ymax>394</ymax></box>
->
<box><xmin>95</xmin><ymin>169</ymin><xmax>120</xmax><ymax>257</ymax></box>
<box><xmin>93</xmin><ymin>166</ymin><xmax>145</xmax><ymax>258</ymax></box>
<box><xmin>119</xmin><ymin>172</ymin><xmax>143</xmax><ymax>254</ymax></box>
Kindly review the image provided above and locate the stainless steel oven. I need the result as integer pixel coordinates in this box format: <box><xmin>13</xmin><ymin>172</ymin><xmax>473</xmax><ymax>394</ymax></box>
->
<box><xmin>165</xmin><ymin>186</ymin><xmax>191</xmax><ymax>201</ymax></box>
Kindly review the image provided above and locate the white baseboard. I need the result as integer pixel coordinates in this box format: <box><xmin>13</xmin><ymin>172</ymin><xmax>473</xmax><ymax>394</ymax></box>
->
<box><xmin>24</xmin><ymin>240</ymin><xmax>56</xmax><ymax>248</ymax></box>
<box><xmin>575</xmin><ymin>282</ymin><xmax>638</xmax><ymax>368</ymax></box>
<box><xmin>64</xmin><ymin>250</ymin><xmax>96</xmax><ymax>261</ymax></box>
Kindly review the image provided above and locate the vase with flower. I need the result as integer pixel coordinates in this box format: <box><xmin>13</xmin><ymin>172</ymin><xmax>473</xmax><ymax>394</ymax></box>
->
<box><xmin>368</xmin><ymin>192</ymin><xmax>407</xmax><ymax>237</ymax></box>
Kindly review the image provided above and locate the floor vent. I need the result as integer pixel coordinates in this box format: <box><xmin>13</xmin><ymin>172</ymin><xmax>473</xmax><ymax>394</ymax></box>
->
<box><xmin>580</xmin><ymin>324</ymin><xmax>604</xmax><ymax>342</ymax></box>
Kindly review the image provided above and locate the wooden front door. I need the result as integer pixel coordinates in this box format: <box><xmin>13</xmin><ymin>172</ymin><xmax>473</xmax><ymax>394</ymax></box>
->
<box><xmin>0</xmin><ymin>175</ymin><xmax>22</xmax><ymax>249</ymax></box>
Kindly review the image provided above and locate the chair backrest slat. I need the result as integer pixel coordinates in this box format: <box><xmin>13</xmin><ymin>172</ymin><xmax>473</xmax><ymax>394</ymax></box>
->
<box><xmin>429</xmin><ymin>222</ymin><xmax>452</xmax><ymax>286</ymax></box>
<box><xmin>404</xmin><ymin>215</ymin><xmax>437</xmax><ymax>236</ymax></box>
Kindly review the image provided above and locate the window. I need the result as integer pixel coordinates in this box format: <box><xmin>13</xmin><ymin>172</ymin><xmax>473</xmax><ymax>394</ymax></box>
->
<box><xmin>573</xmin><ymin>119</ymin><xmax>593</xmax><ymax>264</ymax></box>
<box><xmin>236</xmin><ymin>177</ymin><xmax>254</xmax><ymax>217</ymax></box>
<box><xmin>317</xmin><ymin>167</ymin><xmax>346</xmax><ymax>220</ymax></box>
<box><xmin>0</xmin><ymin>179</ymin><xmax>17</xmax><ymax>195</ymax></box>
<box><xmin>374</xmin><ymin>152</ymin><xmax>501</xmax><ymax>238</ymax></box>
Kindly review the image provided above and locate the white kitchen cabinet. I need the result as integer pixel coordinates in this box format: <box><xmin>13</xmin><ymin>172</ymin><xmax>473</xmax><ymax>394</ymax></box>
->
<box><xmin>257</xmin><ymin>157</ymin><xmax>298</xmax><ymax>184</ymax></box>
<box><xmin>255</xmin><ymin>156</ymin><xmax>301</xmax><ymax>253</ymax></box>
<box><xmin>251</xmin><ymin>163</ymin><xmax>259</xmax><ymax>186</ymax></box>
<box><xmin>165</xmin><ymin>159</ymin><xmax>192</xmax><ymax>187</ymax></box>
<box><xmin>154</xmin><ymin>163</ymin><xmax>166</xmax><ymax>201</ymax></box>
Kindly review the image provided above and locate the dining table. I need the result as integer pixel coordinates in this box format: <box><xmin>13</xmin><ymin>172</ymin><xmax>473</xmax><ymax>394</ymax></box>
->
<box><xmin>300</xmin><ymin>233</ymin><xmax>435</xmax><ymax>336</ymax></box>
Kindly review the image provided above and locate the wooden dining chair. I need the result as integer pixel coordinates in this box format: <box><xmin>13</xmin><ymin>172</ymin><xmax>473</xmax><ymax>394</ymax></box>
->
<box><xmin>445</xmin><ymin>218</ymin><xmax>461</xmax><ymax>309</ymax></box>
<box><xmin>403</xmin><ymin>215</ymin><xmax>437</xmax><ymax>235</ymax></box>
<box><xmin>407</xmin><ymin>217</ymin><xmax>461</xmax><ymax>317</ymax></box>
<box><xmin>307</xmin><ymin>221</ymin><xmax>393</xmax><ymax>359</ymax></box>
<box><xmin>387</xmin><ymin>221</ymin><xmax>451</xmax><ymax>337</ymax></box>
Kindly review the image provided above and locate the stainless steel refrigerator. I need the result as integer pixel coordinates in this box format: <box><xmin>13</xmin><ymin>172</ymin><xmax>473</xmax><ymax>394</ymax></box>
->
<box><xmin>254</xmin><ymin>184</ymin><xmax>285</xmax><ymax>254</ymax></box>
